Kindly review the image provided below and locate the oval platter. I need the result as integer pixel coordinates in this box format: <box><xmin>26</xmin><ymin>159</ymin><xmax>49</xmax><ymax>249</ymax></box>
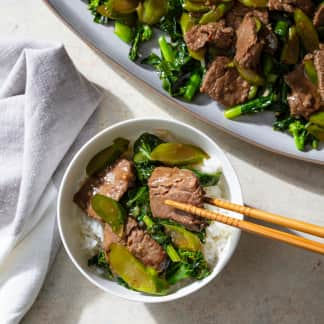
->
<box><xmin>44</xmin><ymin>0</ymin><xmax>324</xmax><ymax>165</ymax></box>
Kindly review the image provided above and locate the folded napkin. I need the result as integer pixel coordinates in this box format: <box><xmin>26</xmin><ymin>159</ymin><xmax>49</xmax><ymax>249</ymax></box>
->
<box><xmin>0</xmin><ymin>39</ymin><xmax>103</xmax><ymax>323</ymax></box>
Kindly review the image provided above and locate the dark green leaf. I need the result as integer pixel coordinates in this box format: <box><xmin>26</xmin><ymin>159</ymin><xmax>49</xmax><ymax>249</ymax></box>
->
<box><xmin>129</xmin><ymin>25</ymin><xmax>153</xmax><ymax>61</ymax></box>
<box><xmin>133</xmin><ymin>133</ymin><xmax>164</xmax><ymax>159</ymax></box>
<box><xmin>88</xmin><ymin>251</ymin><xmax>113</xmax><ymax>279</ymax></box>
<box><xmin>166</xmin><ymin>249</ymin><xmax>210</xmax><ymax>284</ymax></box>
<box><xmin>123</xmin><ymin>186</ymin><xmax>151</xmax><ymax>221</ymax></box>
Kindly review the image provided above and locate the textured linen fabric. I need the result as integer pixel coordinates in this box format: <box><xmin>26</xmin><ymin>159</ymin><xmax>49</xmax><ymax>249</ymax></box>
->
<box><xmin>0</xmin><ymin>39</ymin><xmax>103</xmax><ymax>324</ymax></box>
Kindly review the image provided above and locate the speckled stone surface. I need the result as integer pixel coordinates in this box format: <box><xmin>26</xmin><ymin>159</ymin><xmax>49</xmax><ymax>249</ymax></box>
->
<box><xmin>1</xmin><ymin>1</ymin><xmax>324</xmax><ymax>323</ymax></box>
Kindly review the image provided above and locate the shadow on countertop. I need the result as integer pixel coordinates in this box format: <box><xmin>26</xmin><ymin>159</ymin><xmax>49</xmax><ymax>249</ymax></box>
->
<box><xmin>145</xmin><ymin>232</ymin><xmax>324</xmax><ymax>324</ymax></box>
<box><xmin>52</xmin><ymin>86</ymin><xmax>134</xmax><ymax>186</ymax></box>
<box><xmin>22</xmin><ymin>232</ymin><xmax>324</xmax><ymax>324</ymax></box>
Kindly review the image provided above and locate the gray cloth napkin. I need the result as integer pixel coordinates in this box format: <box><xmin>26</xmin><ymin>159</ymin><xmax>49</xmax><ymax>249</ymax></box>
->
<box><xmin>0</xmin><ymin>39</ymin><xmax>102</xmax><ymax>323</ymax></box>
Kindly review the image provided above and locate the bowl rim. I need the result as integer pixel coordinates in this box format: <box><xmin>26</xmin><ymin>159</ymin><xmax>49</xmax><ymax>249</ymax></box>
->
<box><xmin>57</xmin><ymin>117</ymin><xmax>243</xmax><ymax>303</ymax></box>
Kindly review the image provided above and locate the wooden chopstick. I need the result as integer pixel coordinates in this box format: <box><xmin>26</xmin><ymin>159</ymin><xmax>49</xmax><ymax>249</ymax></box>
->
<box><xmin>204</xmin><ymin>197</ymin><xmax>324</xmax><ymax>238</ymax></box>
<box><xmin>164</xmin><ymin>200</ymin><xmax>324</xmax><ymax>255</ymax></box>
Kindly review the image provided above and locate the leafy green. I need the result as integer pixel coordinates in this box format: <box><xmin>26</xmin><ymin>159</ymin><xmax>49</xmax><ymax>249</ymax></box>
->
<box><xmin>273</xmin><ymin>115</ymin><xmax>296</xmax><ymax>131</ymax></box>
<box><xmin>159</xmin><ymin>0</ymin><xmax>183</xmax><ymax>41</ymax></box>
<box><xmin>133</xmin><ymin>133</ymin><xmax>164</xmax><ymax>182</ymax></box>
<box><xmin>88</xmin><ymin>251</ymin><xmax>113</xmax><ymax>279</ymax></box>
<box><xmin>124</xmin><ymin>185</ymin><xmax>151</xmax><ymax>221</ymax></box>
<box><xmin>142</xmin><ymin>38</ymin><xmax>203</xmax><ymax>100</ymax></box>
<box><xmin>135</xmin><ymin>163</ymin><xmax>156</xmax><ymax>183</ymax></box>
<box><xmin>274</xmin><ymin>20</ymin><xmax>289</xmax><ymax>39</ymax></box>
<box><xmin>149</xmin><ymin>223</ymin><xmax>172</xmax><ymax>246</ymax></box>
<box><xmin>274</xmin><ymin>116</ymin><xmax>318</xmax><ymax>151</ymax></box>
<box><xmin>196</xmin><ymin>228</ymin><xmax>206</xmax><ymax>243</ymax></box>
<box><xmin>288</xmin><ymin>120</ymin><xmax>309</xmax><ymax>151</ymax></box>
<box><xmin>272</xmin><ymin>79</ymin><xmax>317</xmax><ymax>152</ymax></box>
<box><xmin>140</xmin><ymin>214</ymin><xmax>172</xmax><ymax>247</ymax></box>
<box><xmin>129</xmin><ymin>24</ymin><xmax>153</xmax><ymax>61</ymax></box>
<box><xmin>185</xmin><ymin>168</ymin><xmax>222</xmax><ymax>187</ymax></box>
<box><xmin>114</xmin><ymin>21</ymin><xmax>134</xmax><ymax>43</ymax></box>
<box><xmin>88</xmin><ymin>0</ymin><xmax>109</xmax><ymax>24</ymax></box>
<box><xmin>124</xmin><ymin>188</ymin><xmax>176</xmax><ymax>259</ymax></box>
<box><xmin>166</xmin><ymin>249</ymin><xmax>210</xmax><ymax>284</ymax></box>
<box><xmin>133</xmin><ymin>133</ymin><xmax>164</xmax><ymax>160</ymax></box>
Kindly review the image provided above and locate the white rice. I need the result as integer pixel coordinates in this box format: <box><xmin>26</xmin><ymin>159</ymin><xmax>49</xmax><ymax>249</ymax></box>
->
<box><xmin>200</xmin><ymin>159</ymin><xmax>233</xmax><ymax>266</ymax></box>
<box><xmin>198</xmin><ymin>156</ymin><xmax>222</xmax><ymax>174</ymax></box>
<box><xmin>80</xmin><ymin>214</ymin><xmax>104</xmax><ymax>256</ymax></box>
<box><xmin>79</xmin><ymin>156</ymin><xmax>232</xmax><ymax>278</ymax></box>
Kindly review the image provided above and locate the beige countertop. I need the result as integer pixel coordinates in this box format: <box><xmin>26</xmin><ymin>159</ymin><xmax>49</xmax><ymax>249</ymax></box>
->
<box><xmin>2</xmin><ymin>1</ymin><xmax>324</xmax><ymax>323</ymax></box>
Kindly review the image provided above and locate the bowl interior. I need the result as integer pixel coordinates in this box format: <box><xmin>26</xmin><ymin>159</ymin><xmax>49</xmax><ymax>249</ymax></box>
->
<box><xmin>58</xmin><ymin>118</ymin><xmax>243</xmax><ymax>302</ymax></box>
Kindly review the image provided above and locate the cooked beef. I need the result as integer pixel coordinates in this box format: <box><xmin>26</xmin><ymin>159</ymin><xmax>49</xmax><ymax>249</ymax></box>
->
<box><xmin>235</xmin><ymin>12</ymin><xmax>264</xmax><ymax>69</ymax></box>
<box><xmin>95</xmin><ymin>159</ymin><xmax>136</xmax><ymax>201</ymax></box>
<box><xmin>126</xmin><ymin>217</ymin><xmax>168</xmax><ymax>272</ymax></box>
<box><xmin>73</xmin><ymin>177</ymin><xmax>99</xmax><ymax>214</ymax></box>
<box><xmin>102</xmin><ymin>217</ymin><xmax>168</xmax><ymax>271</ymax></box>
<box><xmin>103</xmin><ymin>223</ymin><xmax>122</xmax><ymax>251</ymax></box>
<box><xmin>184</xmin><ymin>20</ymin><xmax>234</xmax><ymax>51</ymax></box>
<box><xmin>284</xmin><ymin>64</ymin><xmax>321</xmax><ymax>119</ymax></box>
<box><xmin>314</xmin><ymin>4</ymin><xmax>324</xmax><ymax>27</ymax></box>
<box><xmin>314</xmin><ymin>45</ymin><xmax>324</xmax><ymax>102</ymax></box>
<box><xmin>268</xmin><ymin>0</ymin><xmax>313</xmax><ymax>15</ymax></box>
<box><xmin>125</xmin><ymin>216</ymin><xmax>138</xmax><ymax>236</ymax></box>
<box><xmin>74</xmin><ymin>159</ymin><xmax>136</xmax><ymax>220</ymax></box>
<box><xmin>225</xmin><ymin>3</ymin><xmax>268</xmax><ymax>30</ymax></box>
<box><xmin>201</xmin><ymin>56</ymin><xmax>250</xmax><ymax>107</ymax></box>
<box><xmin>148</xmin><ymin>167</ymin><xmax>207</xmax><ymax>232</ymax></box>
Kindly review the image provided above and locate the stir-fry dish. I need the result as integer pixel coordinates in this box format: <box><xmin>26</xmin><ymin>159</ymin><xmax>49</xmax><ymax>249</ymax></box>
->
<box><xmin>74</xmin><ymin>133</ymin><xmax>224</xmax><ymax>294</ymax></box>
<box><xmin>87</xmin><ymin>0</ymin><xmax>324</xmax><ymax>151</ymax></box>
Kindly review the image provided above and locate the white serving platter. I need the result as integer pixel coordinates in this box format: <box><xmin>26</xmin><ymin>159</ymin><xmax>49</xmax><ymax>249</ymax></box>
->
<box><xmin>45</xmin><ymin>0</ymin><xmax>324</xmax><ymax>164</ymax></box>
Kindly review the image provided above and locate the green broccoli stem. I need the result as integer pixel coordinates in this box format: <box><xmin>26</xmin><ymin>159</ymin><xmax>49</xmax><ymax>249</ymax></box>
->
<box><xmin>158</xmin><ymin>36</ymin><xmax>174</xmax><ymax>63</ymax></box>
<box><xmin>129</xmin><ymin>29</ymin><xmax>141</xmax><ymax>61</ymax></box>
<box><xmin>129</xmin><ymin>25</ymin><xmax>153</xmax><ymax>61</ymax></box>
<box><xmin>224</xmin><ymin>106</ymin><xmax>242</xmax><ymax>119</ymax></box>
<box><xmin>114</xmin><ymin>22</ymin><xmax>134</xmax><ymax>44</ymax></box>
<box><xmin>143</xmin><ymin>214</ymin><xmax>154</xmax><ymax>228</ymax></box>
<box><xmin>274</xmin><ymin>20</ymin><xmax>289</xmax><ymax>38</ymax></box>
<box><xmin>166</xmin><ymin>244</ymin><xmax>181</xmax><ymax>262</ymax></box>
<box><xmin>141</xmin><ymin>25</ymin><xmax>153</xmax><ymax>41</ymax></box>
<box><xmin>292</xmin><ymin>132</ymin><xmax>305</xmax><ymax>151</ymax></box>
<box><xmin>224</xmin><ymin>93</ymin><xmax>276</xmax><ymax>119</ymax></box>
<box><xmin>183</xmin><ymin>72</ymin><xmax>202</xmax><ymax>101</ymax></box>
<box><xmin>288</xmin><ymin>121</ymin><xmax>306</xmax><ymax>151</ymax></box>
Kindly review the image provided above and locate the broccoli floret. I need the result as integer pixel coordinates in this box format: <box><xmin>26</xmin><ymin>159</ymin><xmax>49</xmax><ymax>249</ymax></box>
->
<box><xmin>129</xmin><ymin>25</ymin><xmax>153</xmax><ymax>61</ymax></box>
<box><xmin>224</xmin><ymin>92</ymin><xmax>277</xmax><ymax>119</ymax></box>
<box><xmin>132</xmin><ymin>133</ymin><xmax>164</xmax><ymax>182</ymax></box>
<box><xmin>124</xmin><ymin>185</ymin><xmax>151</xmax><ymax>221</ymax></box>
<box><xmin>166</xmin><ymin>249</ymin><xmax>211</xmax><ymax>284</ymax></box>
<box><xmin>142</xmin><ymin>38</ymin><xmax>203</xmax><ymax>100</ymax></box>
<box><xmin>274</xmin><ymin>116</ymin><xmax>319</xmax><ymax>151</ymax></box>
<box><xmin>159</xmin><ymin>0</ymin><xmax>183</xmax><ymax>41</ymax></box>
<box><xmin>133</xmin><ymin>133</ymin><xmax>164</xmax><ymax>161</ymax></box>
<box><xmin>288</xmin><ymin>120</ymin><xmax>308</xmax><ymax>151</ymax></box>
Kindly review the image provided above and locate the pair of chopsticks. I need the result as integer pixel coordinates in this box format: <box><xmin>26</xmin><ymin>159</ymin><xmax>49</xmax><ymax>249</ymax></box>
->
<box><xmin>165</xmin><ymin>197</ymin><xmax>324</xmax><ymax>255</ymax></box>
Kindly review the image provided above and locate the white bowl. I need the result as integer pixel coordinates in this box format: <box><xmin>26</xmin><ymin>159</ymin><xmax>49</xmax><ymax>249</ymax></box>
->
<box><xmin>57</xmin><ymin>118</ymin><xmax>243</xmax><ymax>303</ymax></box>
